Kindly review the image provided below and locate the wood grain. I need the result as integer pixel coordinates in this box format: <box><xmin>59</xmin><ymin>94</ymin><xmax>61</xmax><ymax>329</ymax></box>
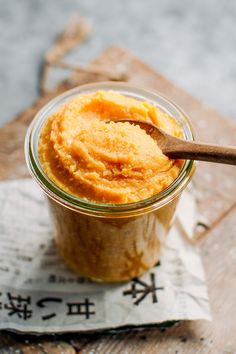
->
<box><xmin>165</xmin><ymin>139</ymin><xmax>236</xmax><ymax>165</ymax></box>
<box><xmin>0</xmin><ymin>47</ymin><xmax>236</xmax><ymax>353</ymax></box>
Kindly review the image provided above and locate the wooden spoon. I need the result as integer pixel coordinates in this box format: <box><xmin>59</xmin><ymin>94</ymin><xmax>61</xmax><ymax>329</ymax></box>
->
<box><xmin>117</xmin><ymin>119</ymin><xmax>236</xmax><ymax>165</ymax></box>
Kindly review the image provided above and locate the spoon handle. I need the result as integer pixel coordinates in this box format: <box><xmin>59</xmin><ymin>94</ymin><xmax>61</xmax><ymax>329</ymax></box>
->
<box><xmin>164</xmin><ymin>139</ymin><xmax>236</xmax><ymax>165</ymax></box>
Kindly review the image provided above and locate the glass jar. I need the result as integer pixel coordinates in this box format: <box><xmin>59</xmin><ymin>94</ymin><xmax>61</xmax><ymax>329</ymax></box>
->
<box><xmin>25</xmin><ymin>82</ymin><xmax>195</xmax><ymax>282</ymax></box>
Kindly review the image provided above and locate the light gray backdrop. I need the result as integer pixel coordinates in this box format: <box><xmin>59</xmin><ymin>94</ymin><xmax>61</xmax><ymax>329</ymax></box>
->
<box><xmin>0</xmin><ymin>0</ymin><xmax>236</xmax><ymax>127</ymax></box>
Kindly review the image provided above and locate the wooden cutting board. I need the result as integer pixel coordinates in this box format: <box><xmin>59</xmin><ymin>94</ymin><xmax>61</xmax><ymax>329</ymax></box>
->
<box><xmin>0</xmin><ymin>46</ymin><xmax>236</xmax><ymax>354</ymax></box>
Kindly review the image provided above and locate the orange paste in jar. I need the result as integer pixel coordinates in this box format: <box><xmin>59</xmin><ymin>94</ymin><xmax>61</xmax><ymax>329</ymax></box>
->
<box><xmin>38</xmin><ymin>90</ymin><xmax>183</xmax><ymax>204</ymax></box>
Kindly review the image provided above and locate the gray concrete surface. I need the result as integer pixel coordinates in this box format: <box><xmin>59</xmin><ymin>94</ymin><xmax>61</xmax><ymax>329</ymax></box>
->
<box><xmin>0</xmin><ymin>0</ymin><xmax>236</xmax><ymax>127</ymax></box>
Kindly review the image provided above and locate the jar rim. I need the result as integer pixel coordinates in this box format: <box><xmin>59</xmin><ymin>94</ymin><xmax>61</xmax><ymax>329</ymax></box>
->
<box><xmin>25</xmin><ymin>82</ymin><xmax>196</xmax><ymax>218</ymax></box>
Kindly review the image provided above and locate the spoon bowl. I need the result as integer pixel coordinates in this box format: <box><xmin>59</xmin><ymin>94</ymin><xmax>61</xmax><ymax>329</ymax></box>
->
<box><xmin>116</xmin><ymin>119</ymin><xmax>236</xmax><ymax>165</ymax></box>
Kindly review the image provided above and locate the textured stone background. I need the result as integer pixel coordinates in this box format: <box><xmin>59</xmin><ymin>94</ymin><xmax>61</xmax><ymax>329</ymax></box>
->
<box><xmin>0</xmin><ymin>0</ymin><xmax>236</xmax><ymax>127</ymax></box>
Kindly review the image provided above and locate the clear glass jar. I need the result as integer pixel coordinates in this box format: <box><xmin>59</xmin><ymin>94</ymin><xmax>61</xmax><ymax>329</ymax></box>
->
<box><xmin>25</xmin><ymin>82</ymin><xmax>196</xmax><ymax>282</ymax></box>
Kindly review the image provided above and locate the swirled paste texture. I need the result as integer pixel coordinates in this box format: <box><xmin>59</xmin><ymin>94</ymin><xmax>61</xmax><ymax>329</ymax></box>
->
<box><xmin>39</xmin><ymin>91</ymin><xmax>183</xmax><ymax>203</ymax></box>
